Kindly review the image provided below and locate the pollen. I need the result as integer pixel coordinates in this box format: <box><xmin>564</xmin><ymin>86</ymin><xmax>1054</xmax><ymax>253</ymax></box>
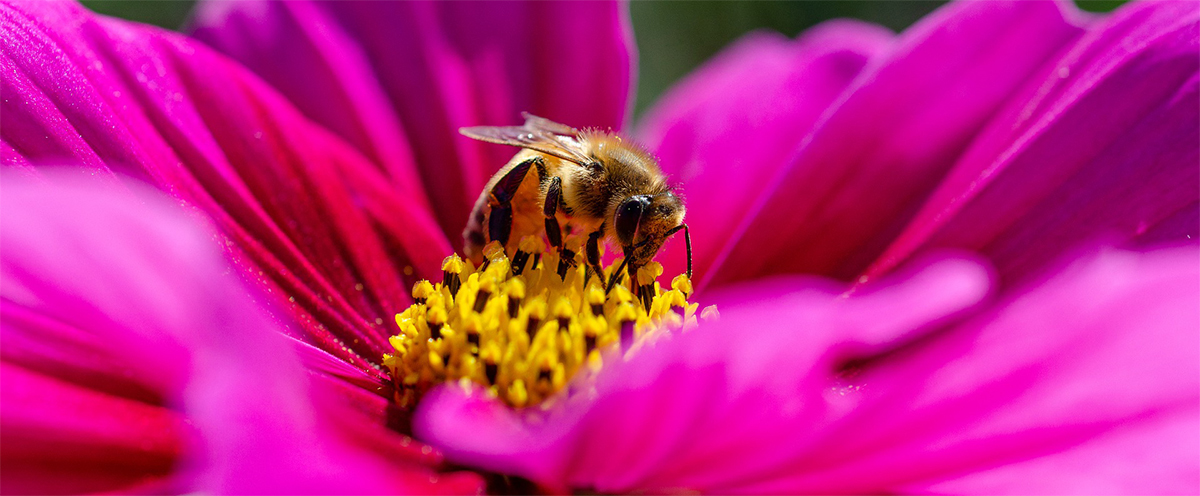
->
<box><xmin>383</xmin><ymin>237</ymin><xmax>716</xmax><ymax>409</ymax></box>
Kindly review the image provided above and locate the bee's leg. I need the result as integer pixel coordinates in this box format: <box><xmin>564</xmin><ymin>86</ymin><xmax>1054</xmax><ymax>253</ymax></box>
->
<box><xmin>544</xmin><ymin>177</ymin><xmax>577</xmax><ymax>279</ymax></box>
<box><xmin>584</xmin><ymin>228</ymin><xmax>606</xmax><ymax>286</ymax></box>
<box><xmin>543</xmin><ymin>176</ymin><xmax>565</xmax><ymax>251</ymax></box>
<box><xmin>605</xmin><ymin>246</ymin><xmax>632</xmax><ymax>294</ymax></box>
<box><xmin>489</xmin><ymin>206</ymin><xmax>513</xmax><ymax>247</ymax></box>
<box><xmin>487</xmin><ymin>157</ymin><xmax>541</xmax><ymax>249</ymax></box>
<box><xmin>664</xmin><ymin>223</ymin><xmax>693</xmax><ymax>279</ymax></box>
<box><xmin>627</xmin><ymin>258</ymin><xmax>651</xmax><ymax>309</ymax></box>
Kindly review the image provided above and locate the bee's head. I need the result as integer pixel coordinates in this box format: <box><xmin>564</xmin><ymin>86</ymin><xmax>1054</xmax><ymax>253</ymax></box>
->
<box><xmin>613</xmin><ymin>191</ymin><xmax>685</xmax><ymax>267</ymax></box>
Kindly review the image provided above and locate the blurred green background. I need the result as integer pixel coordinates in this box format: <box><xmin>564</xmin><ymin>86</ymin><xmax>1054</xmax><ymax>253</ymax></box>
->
<box><xmin>82</xmin><ymin>0</ymin><xmax>1127</xmax><ymax>118</ymax></box>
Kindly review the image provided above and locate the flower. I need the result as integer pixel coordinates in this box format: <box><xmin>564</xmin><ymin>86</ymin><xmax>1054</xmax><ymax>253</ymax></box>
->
<box><xmin>1</xmin><ymin>0</ymin><xmax>1196</xmax><ymax>494</ymax></box>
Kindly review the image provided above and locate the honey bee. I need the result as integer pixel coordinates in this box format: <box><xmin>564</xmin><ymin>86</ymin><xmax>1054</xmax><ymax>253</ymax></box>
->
<box><xmin>460</xmin><ymin>113</ymin><xmax>691</xmax><ymax>291</ymax></box>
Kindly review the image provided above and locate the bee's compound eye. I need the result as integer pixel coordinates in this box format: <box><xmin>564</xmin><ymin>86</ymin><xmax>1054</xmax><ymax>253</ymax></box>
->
<box><xmin>614</xmin><ymin>195</ymin><xmax>650</xmax><ymax>245</ymax></box>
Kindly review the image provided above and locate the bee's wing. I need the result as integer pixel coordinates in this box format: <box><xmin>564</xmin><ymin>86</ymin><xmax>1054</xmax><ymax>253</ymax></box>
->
<box><xmin>460</xmin><ymin>119</ymin><xmax>591</xmax><ymax>165</ymax></box>
<box><xmin>520</xmin><ymin>112</ymin><xmax>579</xmax><ymax>136</ymax></box>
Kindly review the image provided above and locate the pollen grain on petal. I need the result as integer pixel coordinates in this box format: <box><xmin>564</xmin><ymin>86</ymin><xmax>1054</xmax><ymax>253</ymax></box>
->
<box><xmin>384</xmin><ymin>238</ymin><xmax>712</xmax><ymax>408</ymax></box>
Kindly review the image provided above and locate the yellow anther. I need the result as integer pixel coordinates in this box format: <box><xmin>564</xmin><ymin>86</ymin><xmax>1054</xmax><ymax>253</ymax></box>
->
<box><xmin>442</xmin><ymin>254</ymin><xmax>465</xmax><ymax>274</ymax></box>
<box><xmin>457</xmin><ymin>354</ymin><xmax>479</xmax><ymax>380</ymax></box>
<box><xmin>671</xmin><ymin>274</ymin><xmax>693</xmax><ymax>296</ymax></box>
<box><xmin>386</xmin><ymin>244</ymin><xmax>712</xmax><ymax>408</ymax></box>
<box><xmin>534</xmin><ymin>353</ymin><xmax>555</xmax><ymax>380</ymax></box>
<box><xmin>482</xmin><ymin>241</ymin><xmax>506</xmax><ymax>261</ymax></box>
<box><xmin>395</xmin><ymin>317</ymin><xmax>418</xmax><ymax>338</ymax></box>
<box><xmin>478</xmin><ymin>274</ymin><xmax>498</xmax><ymax>294</ymax></box>
<box><xmin>552</xmin><ymin>296</ymin><xmax>573</xmax><ymax>320</ymax></box>
<box><xmin>650</xmin><ymin>289</ymin><xmax>687</xmax><ymax>318</ymax></box>
<box><xmin>611</xmin><ymin>303</ymin><xmax>637</xmax><ymax>324</ymax></box>
<box><xmin>388</xmin><ymin>335</ymin><xmax>407</xmax><ymax>353</ymax></box>
<box><xmin>426</xmin><ymin>291</ymin><xmax>447</xmax><ymax>311</ymax></box>
<box><xmin>637</xmin><ymin>262</ymin><xmax>663</xmax><ymax>284</ymax></box>
<box><xmin>508</xmin><ymin>380</ymin><xmax>528</xmax><ymax>408</ymax></box>
<box><xmin>426</xmin><ymin>306</ymin><xmax>447</xmax><ymax>327</ymax></box>
<box><xmin>551</xmin><ymin>363</ymin><xmax>567</xmax><ymax>390</ymax></box>
<box><xmin>462</xmin><ymin>314</ymin><xmax>482</xmax><ymax>332</ymax></box>
<box><xmin>428</xmin><ymin>350</ymin><xmax>446</xmax><ymax>372</ymax></box>
<box><xmin>585</xmin><ymin>285</ymin><xmax>605</xmax><ymax>305</ymax></box>
<box><xmin>480</xmin><ymin>342</ymin><xmax>502</xmax><ymax>362</ymax></box>
<box><xmin>525</xmin><ymin>296</ymin><xmax>548</xmax><ymax>322</ymax></box>
<box><xmin>583</xmin><ymin>317</ymin><xmax>605</xmax><ymax>337</ymax></box>
<box><xmin>397</xmin><ymin>305</ymin><xmax>417</xmax><ymax>323</ymax></box>
<box><xmin>635</xmin><ymin>315</ymin><xmax>653</xmax><ymax>333</ymax></box>
<box><xmin>610</xmin><ymin>284</ymin><xmax>634</xmax><ymax>304</ymax></box>
<box><xmin>505</xmin><ymin>277</ymin><xmax>526</xmax><ymax>299</ymax></box>
<box><xmin>462</xmin><ymin>316</ymin><xmax>482</xmax><ymax>345</ymax></box>
<box><xmin>485</xmin><ymin>257</ymin><xmax>511</xmax><ymax>279</ymax></box>
<box><xmin>412</xmin><ymin>280</ymin><xmax>435</xmax><ymax>302</ymax></box>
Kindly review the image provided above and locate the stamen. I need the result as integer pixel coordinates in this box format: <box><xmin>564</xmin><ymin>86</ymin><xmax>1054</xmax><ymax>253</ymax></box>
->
<box><xmin>442</xmin><ymin>255</ymin><xmax>465</xmax><ymax>297</ymax></box>
<box><xmin>384</xmin><ymin>237</ymin><xmax>717</xmax><ymax>409</ymax></box>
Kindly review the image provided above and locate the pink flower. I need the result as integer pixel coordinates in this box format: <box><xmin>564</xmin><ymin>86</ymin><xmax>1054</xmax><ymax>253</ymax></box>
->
<box><xmin>1</xmin><ymin>0</ymin><xmax>1196</xmax><ymax>494</ymax></box>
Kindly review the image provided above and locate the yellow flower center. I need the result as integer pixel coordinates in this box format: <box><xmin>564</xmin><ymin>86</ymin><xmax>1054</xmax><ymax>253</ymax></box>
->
<box><xmin>383</xmin><ymin>237</ymin><xmax>717</xmax><ymax>409</ymax></box>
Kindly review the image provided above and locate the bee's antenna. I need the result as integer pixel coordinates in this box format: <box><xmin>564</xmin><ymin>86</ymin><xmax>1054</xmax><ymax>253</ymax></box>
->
<box><xmin>665</xmin><ymin>224</ymin><xmax>693</xmax><ymax>279</ymax></box>
<box><xmin>683</xmin><ymin>224</ymin><xmax>692</xmax><ymax>279</ymax></box>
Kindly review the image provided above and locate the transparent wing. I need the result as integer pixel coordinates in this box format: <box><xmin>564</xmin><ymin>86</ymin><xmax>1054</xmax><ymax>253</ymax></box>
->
<box><xmin>519</xmin><ymin>112</ymin><xmax>578</xmax><ymax>136</ymax></box>
<box><xmin>459</xmin><ymin>113</ymin><xmax>591</xmax><ymax>165</ymax></box>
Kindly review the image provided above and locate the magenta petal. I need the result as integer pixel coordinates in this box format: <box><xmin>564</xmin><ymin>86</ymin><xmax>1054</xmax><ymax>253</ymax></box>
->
<box><xmin>637</xmin><ymin>21</ymin><xmax>893</xmax><ymax>280</ymax></box>
<box><xmin>1</xmin><ymin>175</ymin><xmax>471</xmax><ymax>493</ymax></box>
<box><xmin>0</xmin><ymin>363</ymin><xmax>184</xmax><ymax>494</ymax></box>
<box><xmin>190</xmin><ymin>0</ymin><xmax>635</xmax><ymax>240</ymax></box>
<box><xmin>187</xmin><ymin>0</ymin><xmax>429</xmax><ymax>207</ymax></box>
<box><xmin>829</xmin><ymin>247</ymin><xmax>1199</xmax><ymax>495</ymax></box>
<box><xmin>864</xmin><ymin>0</ymin><xmax>1200</xmax><ymax>287</ymax></box>
<box><xmin>1</xmin><ymin>0</ymin><xmax>450</xmax><ymax>380</ymax></box>
<box><xmin>416</xmin><ymin>257</ymin><xmax>991</xmax><ymax>493</ymax></box>
<box><xmin>699</xmin><ymin>1</ymin><xmax>1087</xmax><ymax>291</ymax></box>
<box><xmin>913</xmin><ymin>407</ymin><xmax>1198</xmax><ymax>495</ymax></box>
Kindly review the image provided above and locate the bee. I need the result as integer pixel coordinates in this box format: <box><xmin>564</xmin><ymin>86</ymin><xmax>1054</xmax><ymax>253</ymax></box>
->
<box><xmin>460</xmin><ymin>113</ymin><xmax>691</xmax><ymax>292</ymax></box>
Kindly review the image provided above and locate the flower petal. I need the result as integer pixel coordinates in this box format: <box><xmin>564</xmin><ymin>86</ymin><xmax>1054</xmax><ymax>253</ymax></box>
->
<box><xmin>190</xmin><ymin>0</ymin><xmax>636</xmax><ymax>240</ymax></box>
<box><xmin>912</xmin><ymin>407</ymin><xmax>1198</xmax><ymax>495</ymax></box>
<box><xmin>863</xmin><ymin>0</ymin><xmax>1200</xmax><ymax>287</ymax></box>
<box><xmin>416</xmin><ymin>256</ymin><xmax>991</xmax><ymax>493</ymax></box>
<box><xmin>0</xmin><ymin>174</ymin><xmax>481</xmax><ymax>494</ymax></box>
<box><xmin>0</xmin><ymin>363</ymin><xmax>184</xmax><ymax>494</ymax></box>
<box><xmin>637</xmin><ymin>20</ymin><xmax>893</xmax><ymax>280</ymax></box>
<box><xmin>186</xmin><ymin>0</ymin><xmax>428</xmax><ymax>207</ymax></box>
<box><xmin>1</xmin><ymin>0</ymin><xmax>447</xmax><ymax>380</ymax></box>
<box><xmin>817</xmin><ymin>246</ymin><xmax>1199</xmax><ymax>495</ymax></box>
<box><xmin>699</xmin><ymin>0</ymin><xmax>1087</xmax><ymax>291</ymax></box>
<box><xmin>417</xmin><ymin>245</ymin><xmax>1197</xmax><ymax>494</ymax></box>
